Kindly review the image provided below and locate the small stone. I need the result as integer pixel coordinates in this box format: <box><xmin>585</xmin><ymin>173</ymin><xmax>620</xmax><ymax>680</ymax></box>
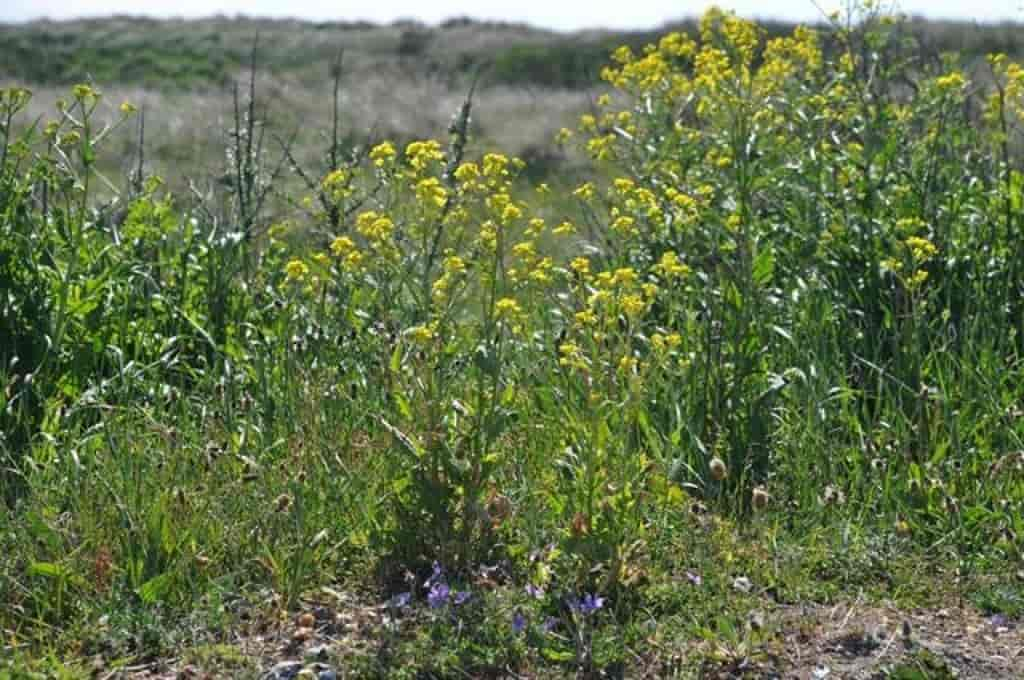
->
<box><xmin>305</xmin><ymin>645</ymin><xmax>329</xmax><ymax>662</ymax></box>
<box><xmin>296</xmin><ymin>670</ymin><xmax>317</xmax><ymax>680</ymax></box>
<box><xmin>263</xmin><ymin>661</ymin><xmax>303</xmax><ymax>680</ymax></box>
<box><xmin>318</xmin><ymin>670</ymin><xmax>337</xmax><ymax>680</ymax></box>
<box><xmin>732</xmin><ymin>576</ymin><xmax>753</xmax><ymax>593</ymax></box>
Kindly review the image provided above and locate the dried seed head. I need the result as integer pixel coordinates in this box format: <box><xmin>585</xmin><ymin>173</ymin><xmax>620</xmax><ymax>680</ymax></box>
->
<box><xmin>296</xmin><ymin>612</ymin><xmax>315</xmax><ymax>628</ymax></box>
<box><xmin>819</xmin><ymin>484</ymin><xmax>846</xmax><ymax>507</ymax></box>
<box><xmin>571</xmin><ymin>512</ymin><xmax>591</xmax><ymax>537</ymax></box>
<box><xmin>275</xmin><ymin>493</ymin><xmax>292</xmax><ymax>512</ymax></box>
<box><xmin>751</xmin><ymin>486</ymin><xmax>770</xmax><ymax>511</ymax></box>
<box><xmin>291</xmin><ymin>626</ymin><xmax>313</xmax><ymax>644</ymax></box>
<box><xmin>709</xmin><ymin>457</ymin><xmax>728</xmax><ymax>481</ymax></box>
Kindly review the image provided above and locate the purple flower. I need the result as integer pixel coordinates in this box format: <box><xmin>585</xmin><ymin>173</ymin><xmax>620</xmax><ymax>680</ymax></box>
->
<box><xmin>453</xmin><ymin>590</ymin><xmax>472</xmax><ymax>606</ymax></box>
<box><xmin>427</xmin><ymin>582</ymin><xmax>450</xmax><ymax>609</ymax></box>
<box><xmin>569</xmin><ymin>593</ymin><xmax>604</xmax><ymax>616</ymax></box>
<box><xmin>525</xmin><ymin>583</ymin><xmax>545</xmax><ymax>599</ymax></box>
<box><xmin>512</xmin><ymin>610</ymin><xmax>527</xmax><ymax>634</ymax></box>
<box><xmin>388</xmin><ymin>591</ymin><xmax>411</xmax><ymax>609</ymax></box>
<box><xmin>990</xmin><ymin>614</ymin><xmax>1010</xmax><ymax>628</ymax></box>
<box><xmin>581</xmin><ymin>593</ymin><xmax>604</xmax><ymax>614</ymax></box>
<box><xmin>686</xmin><ymin>571</ymin><xmax>702</xmax><ymax>586</ymax></box>
<box><xmin>541</xmin><ymin>616</ymin><xmax>558</xmax><ymax>633</ymax></box>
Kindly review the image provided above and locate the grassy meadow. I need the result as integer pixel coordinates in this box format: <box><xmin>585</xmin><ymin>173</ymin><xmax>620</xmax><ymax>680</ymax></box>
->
<box><xmin>3</xmin><ymin>5</ymin><xmax>1024</xmax><ymax>678</ymax></box>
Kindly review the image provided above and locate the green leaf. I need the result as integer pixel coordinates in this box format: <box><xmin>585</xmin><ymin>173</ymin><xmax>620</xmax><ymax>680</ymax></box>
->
<box><xmin>138</xmin><ymin>572</ymin><xmax>174</xmax><ymax>604</ymax></box>
<box><xmin>28</xmin><ymin>562</ymin><xmax>70</xmax><ymax>580</ymax></box>
<box><xmin>753</xmin><ymin>246</ymin><xmax>775</xmax><ymax>287</ymax></box>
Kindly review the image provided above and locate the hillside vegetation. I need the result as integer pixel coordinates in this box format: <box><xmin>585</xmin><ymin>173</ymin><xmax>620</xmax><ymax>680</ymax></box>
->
<box><xmin>3</xmin><ymin>11</ymin><xmax>1024</xmax><ymax>187</ymax></box>
<box><xmin>3</xmin><ymin>6</ymin><xmax>1024</xmax><ymax>678</ymax></box>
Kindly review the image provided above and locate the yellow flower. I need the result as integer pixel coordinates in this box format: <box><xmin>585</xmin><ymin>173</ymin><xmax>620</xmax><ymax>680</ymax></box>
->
<box><xmin>342</xmin><ymin>250</ymin><xmax>365</xmax><ymax>272</ymax></box>
<box><xmin>611</xmin><ymin>215</ymin><xmax>637</xmax><ymax>236</ymax></box>
<box><xmin>935</xmin><ymin>71</ymin><xmax>966</xmax><ymax>92</ymax></box>
<box><xmin>495</xmin><ymin>297</ymin><xmax>523</xmax><ymax>319</ymax></box>
<box><xmin>612</xmin><ymin>45</ymin><xmax>634</xmax><ymax>64</ymax></box>
<box><xmin>285</xmin><ymin>259</ymin><xmax>309</xmax><ymax>281</ymax></box>
<box><xmin>574</xmin><ymin>309</ymin><xmax>597</xmax><ymax>326</ymax></box>
<box><xmin>322</xmin><ymin>169</ymin><xmax>352</xmax><ymax>200</ymax></box>
<box><xmin>454</xmin><ymin>161</ymin><xmax>480</xmax><ymax>183</ymax></box>
<box><xmin>501</xmin><ymin>203</ymin><xmax>522</xmax><ymax>223</ymax></box>
<box><xmin>369</xmin><ymin>141</ymin><xmax>397</xmax><ymax>167</ymax></box>
<box><xmin>613</xmin><ymin>177</ymin><xmax>635</xmax><ymax>194</ymax></box>
<box><xmin>569</xmin><ymin>257</ymin><xmax>591</xmax><ymax>276</ymax></box>
<box><xmin>443</xmin><ymin>255</ymin><xmax>467</xmax><ymax>274</ymax></box>
<box><xmin>355</xmin><ymin>212</ymin><xmax>395</xmax><ymax>242</ymax></box>
<box><xmin>405</xmin><ymin>139</ymin><xmax>444</xmax><ymax>173</ymax></box>
<box><xmin>72</xmin><ymin>83</ymin><xmax>98</xmax><ymax>101</ymax></box>
<box><xmin>904</xmin><ymin>236</ymin><xmax>938</xmax><ymax>261</ymax></box>
<box><xmin>416</xmin><ymin>177</ymin><xmax>448</xmax><ymax>209</ymax></box>
<box><xmin>620</xmin><ymin>294</ymin><xmax>647</xmax><ymax>317</ymax></box>
<box><xmin>612</xmin><ymin>267</ymin><xmax>638</xmax><ymax>287</ymax></box>
<box><xmin>512</xmin><ymin>241</ymin><xmax>536</xmax><ymax>260</ymax></box>
<box><xmin>482</xmin><ymin>153</ymin><xmax>510</xmax><ymax>179</ymax></box>
<box><xmin>406</xmin><ymin>323</ymin><xmax>437</xmax><ymax>344</ymax></box>
<box><xmin>654</xmin><ymin>251</ymin><xmax>690</xmax><ymax>279</ymax></box>
<box><xmin>573</xmin><ymin>183</ymin><xmax>595</xmax><ymax>201</ymax></box>
<box><xmin>330</xmin><ymin>235</ymin><xmax>356</xmax><ymax>256</ymax></box>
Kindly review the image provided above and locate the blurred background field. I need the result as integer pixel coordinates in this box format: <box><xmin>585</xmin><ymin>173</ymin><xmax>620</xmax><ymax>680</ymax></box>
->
<box><xmin>4</xmin><ymin>13</ymin><xmax>1024</xmax><ymax>189</ymax></box>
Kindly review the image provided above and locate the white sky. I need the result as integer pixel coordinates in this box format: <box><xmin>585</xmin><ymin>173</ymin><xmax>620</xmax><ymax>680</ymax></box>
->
<box><xmin>2</xmin><ymin>0</ymin><xmax>1023</xmax><ymax>29</ymax></box>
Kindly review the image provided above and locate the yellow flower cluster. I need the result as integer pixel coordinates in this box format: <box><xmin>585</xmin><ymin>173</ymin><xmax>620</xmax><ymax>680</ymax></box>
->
<box><xmin>321</xmin><ymin>168</ymin><xmax>352</xmax><ymax>202</ymax></box>
<box><xmin>285</xmin><ymin>258</ymin><xmax>309</xmax><ymax>281</ymax></box>
<box><xmin>405</xmin><ymin>140</ymin><xmax>444</xmax><ymax>174</ymax></box>
<box><xmin>369</xmin><ymin>141</ymin><xmax>397</xmax><ymax>167</ymax></box>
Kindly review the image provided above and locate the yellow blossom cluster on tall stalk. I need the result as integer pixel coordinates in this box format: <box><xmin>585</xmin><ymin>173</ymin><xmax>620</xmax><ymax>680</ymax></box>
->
<box><xmin>277</xmin><ymin>4</ymin><xmax>1024</xmax><ymax>576</ymax></box>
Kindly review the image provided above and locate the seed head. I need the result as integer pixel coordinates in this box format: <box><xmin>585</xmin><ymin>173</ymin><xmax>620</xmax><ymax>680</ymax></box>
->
<box><xmin>709</xmin><ymin>457</ymin><xmax>728</xmax><ymax>481</ymax></box>
<box><xmin>751</xmin><ymin>486</ymin><xmax>770</xmax><ymax>511</ymax></box>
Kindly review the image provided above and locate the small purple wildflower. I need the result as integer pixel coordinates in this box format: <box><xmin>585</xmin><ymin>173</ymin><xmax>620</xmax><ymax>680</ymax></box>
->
<box><xmin>512</xmin><ymin>610</ymin><xmax>527</xmax><ymax>634</ymax></box>
<box><xmin>569</xmin><ymin>593</ymin><xmax>604</xmax><ymax>616</ymax></box>
<box><xmin>686</xmin><ymin>571</ymin><xmax>702</xmax><ymax>586</ymax></box>
<box><xmin>525</xmin><ymin>583</ymin><xmax>545</xmax><ymax>599</ymax></box>
<box><xmin>541</xmin><ymin>616</ymin><xmax>558</xmax><ymax>633</ymax></box>
<box><xmin>453</xmin><ymin>590</ymin><xmax>472</xmax><ymax>606</ymax></box>
<box><xmin>990</xmin><ymin>614</ymin><xmax>1010</xmax><ymax>628</ymax></box>
<box><xmin>427</xmin><ymin>582</ymin><xmax>450</xmax><ymax>609</ymax></box>
<box><xmin>388</xmin><ymin>591</ymin><xmax>411</xmax><ymax>609</ymax></box>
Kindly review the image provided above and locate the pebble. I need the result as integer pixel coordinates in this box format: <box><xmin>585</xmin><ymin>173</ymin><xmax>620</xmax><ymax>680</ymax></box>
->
<box><xmin>264</xmin><ymin>661</ymin><xmax>303</xmax><ymax>680</ymax></box>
